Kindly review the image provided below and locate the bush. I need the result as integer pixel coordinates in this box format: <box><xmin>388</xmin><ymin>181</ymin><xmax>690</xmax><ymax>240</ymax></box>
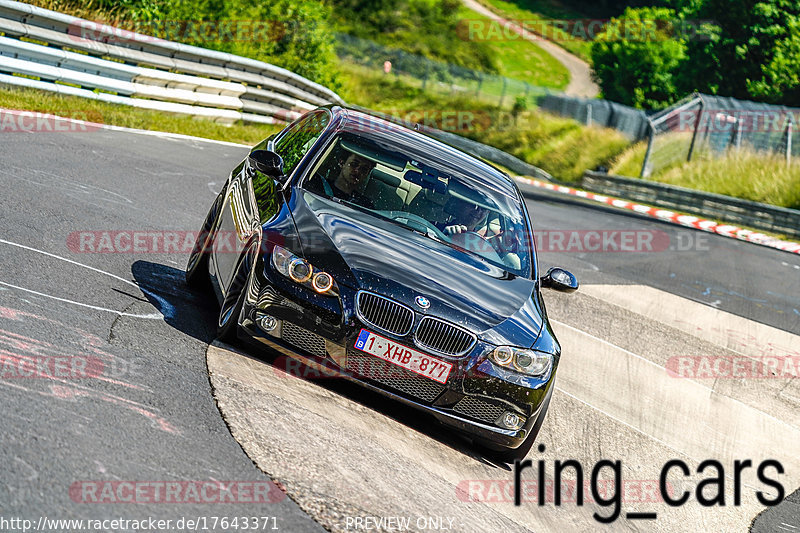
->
<box><xmin>159</xmin><ymin>0</ymin><xmax>341</xmax><ymax>89</ymax></box>
<box><xmin>29</xmin><ymin>0</ymin><xmax>341</xmax><ymax>89</ymax></box>
<box><xmin>590</xmin><ymin>1</ymin><xmax>800</xmax><ymax>107</ymax></box>
<box><xmin>337</xmin><ymin>62</ymin><xmax>631</xmax><ymax>182</ymax></box>
<box><xmin>676</xmin><ymin>0</ymin><xmax>800</xmax><ymax>105</ymax></box>
<box><xmin>590</xmin><ymin>6</ymin><xmax>686</xmax><ymax>109</ymax></box>
<box><xmin>329</xmin><ymin>0</ymin><xmax>498</xmax><ymax>74</ymax></box>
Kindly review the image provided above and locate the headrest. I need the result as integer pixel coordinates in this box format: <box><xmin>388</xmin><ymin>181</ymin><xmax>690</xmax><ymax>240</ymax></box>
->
<box><xmin>368</xmin><ymin>168</ymin><xmax>401</xmax><ymax>187</ymax></box>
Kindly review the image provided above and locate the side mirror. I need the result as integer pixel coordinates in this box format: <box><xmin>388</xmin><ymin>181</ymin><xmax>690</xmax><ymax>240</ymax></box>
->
<box><xmin>540</xmin><ymin>267</ymin><xmax>579</xmax><ymax>293</ymax></box>
<box><xmin>248</xmin><ymin>150</ymin><xmax>284</xmax><ymax>179</ymax></box>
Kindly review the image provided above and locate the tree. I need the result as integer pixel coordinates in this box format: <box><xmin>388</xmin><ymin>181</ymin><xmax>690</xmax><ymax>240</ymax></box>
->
<box><xmin>590</xmin><ymin>7</ymin><xmax>687</xmax><ymax>108</ymax></box>
<box><xmin>136</xmin><ymin>0</ymin><xmax>341</xmax><ymax>89</ymax></box>
<box><xmin>676</xmin><ymin>0</ymin><xmax>800</xmax><ymax>104</ymax></box>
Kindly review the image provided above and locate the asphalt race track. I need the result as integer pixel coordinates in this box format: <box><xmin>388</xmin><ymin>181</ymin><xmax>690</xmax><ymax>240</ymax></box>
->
<box><xmin>1</xmin><ymin>126</ymin><xmax>798</xmax><ymax>532</ymax></box>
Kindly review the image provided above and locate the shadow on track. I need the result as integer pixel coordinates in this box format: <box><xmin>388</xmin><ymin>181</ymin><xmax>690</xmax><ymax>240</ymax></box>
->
<box><xmin>131</xmin><ymin>260</ymin><xmax>218</xmax><ymax>343</ymax></box>
<box><xmin>132</xmin><ymin>259</ymin><xmax>513</xmax><ymax>469</ymax></box>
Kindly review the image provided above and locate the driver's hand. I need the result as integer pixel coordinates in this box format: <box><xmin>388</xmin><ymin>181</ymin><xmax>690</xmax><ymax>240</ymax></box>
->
<box><xmin>443</xmin><ymin>224</ymin><xmax>468</xmax><ymax>236</ymax></box>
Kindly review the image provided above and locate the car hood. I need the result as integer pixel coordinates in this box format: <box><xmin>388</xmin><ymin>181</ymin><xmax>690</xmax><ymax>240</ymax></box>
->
<box><xmin>291</xmin><ymin>192</ymin><xmax>543</xmax><ymax>340</ymax></box>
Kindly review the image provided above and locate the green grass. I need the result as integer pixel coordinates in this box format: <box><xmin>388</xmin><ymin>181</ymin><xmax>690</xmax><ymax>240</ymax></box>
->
<box><xmin>611</xmin><ymin>141</ymin><xmax>800</xmax><ymax>209</ymax></box>
<box><xmin>334</xmin><ymin>5</ymin><xmax>570</xmax><ymax>104</ymax></box>
<box><xmin>10</xmin><ymin>0</ymin><xmax>797</xmax><ymax>213</ymax></box>
<box><xmin>1</xmin><ymin>0</ymin><xmax>621</xmax><ymax>184</ymax></box>
<box><xmin>0</xmin><ymin>86</ymin><xmax>281</xmax><ymax>145</ymax></box>
<box><xmin>25</xmin><ymin>0</ymin><xmax>342</xmax><ymax>90</ymax></box>
<box><xmin>337</xmin><ymin>59</ymin><xmax>549</xmax><ymax>110</ymax></box>
<box><xmin>476</xmin><ymin>111</ymin><xmax>630</xmax><ymax>180</ymax></box>
<box><xmin>6</xmin><ymin>78</ymin><xmax>797</xmax><ymax>211</ymax></box>
<box><xmin>22</xmin><ymin>0</ymin><xmax>124</xmax><ymax>25</ymax></box>
<box><xmin>474</xmin><ymin>0</ymin><xmax>594</xmax><ymax>62</ymax></box>
<box><xmin>609</xmin><ymin>139</ymin><xmax>648</xmax><ymax>177</ymax></box>
<box><xmin>338</xmin><ymin>62</ymin><xmax>628</xmax><ymax>181</ymax></box>
<box><xmin>338</xmin><ymin>62</ymin><xmax>462</xmax><ymax>112</ymax></box>
<box><xmin>459</xmin><ymin>6</ymin><xmax>569</xmax><ymax>89</ymax></box>
<box><xmin>329</xmin><ymin>1</ymin><xmax>499</xmax><ymax>75</ymax></box>
<box><xmin>611</xmin><ymin>131</ymin><xmax>698</xmax><ymax>178</ymax></box>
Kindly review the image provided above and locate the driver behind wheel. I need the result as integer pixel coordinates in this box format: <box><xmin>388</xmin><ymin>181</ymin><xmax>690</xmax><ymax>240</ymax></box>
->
<box><xmin>440</xmin><ymin>197</ymin><xmax>520</xmax><ymax>271</ymax></box>
<box><xmin>441</xmin><ymin>198</ymin><xmax>499</xmax><ymax>238</ymax></box>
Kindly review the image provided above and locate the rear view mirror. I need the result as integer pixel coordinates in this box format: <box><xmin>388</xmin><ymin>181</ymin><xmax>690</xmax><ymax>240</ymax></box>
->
<box><xmin>248</xmin><ymin>150</ymin><xmax>284</xmax><ymax>179</ymax></box>
<box><xmin>540</xmin><ymin>267</ymin><xmax>578</xmax><ymax>293</ymax></box>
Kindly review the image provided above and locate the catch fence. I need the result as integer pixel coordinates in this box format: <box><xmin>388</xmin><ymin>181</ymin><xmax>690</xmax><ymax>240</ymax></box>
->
<box><xmin>641</xmin><ymin>94</ymin><xmax>799</xmax><ymax>177</ymax></box>
<box><xmin>335</xmin><ymin>33</ymin><xmax>554</xmax><ymax>109</ymax></box>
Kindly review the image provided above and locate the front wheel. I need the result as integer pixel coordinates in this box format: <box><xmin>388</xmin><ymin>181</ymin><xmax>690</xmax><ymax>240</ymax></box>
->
<box><xmin>217</xmin><ymin>243</ymin><xmax>256</xmax><ymax>343</ymax></box>
<box><xmin>186</xmin><ymin>192</ymin><xmax>223</xmax><ymax>289</ymax></box>
<box><xmin>185</xmin><ymin>233</ymin><xmax>211</xmax><ymax>289</ymax></box>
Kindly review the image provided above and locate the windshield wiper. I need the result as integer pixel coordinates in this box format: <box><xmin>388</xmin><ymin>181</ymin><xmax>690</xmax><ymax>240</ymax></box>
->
<box><xmin>424</xmin><ymin>228</ymin><xmax>445</xmax><ymax>243</ymax></box>
<box><xmin>396</xmin><ymin>220</ymin><xmax>435</xmax><ymax>240</ymax></box>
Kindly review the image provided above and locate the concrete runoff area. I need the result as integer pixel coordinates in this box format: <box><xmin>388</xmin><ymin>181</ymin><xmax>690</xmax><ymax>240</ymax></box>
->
<box><xmin>208</xmin><ymin>284</ymin><xmax>800</xmax><ymax>532</ymax></box>
<box><xmin>0</xmin><ymin>120</ymin><xmax>796</xmax><ymax>531</ymax></box>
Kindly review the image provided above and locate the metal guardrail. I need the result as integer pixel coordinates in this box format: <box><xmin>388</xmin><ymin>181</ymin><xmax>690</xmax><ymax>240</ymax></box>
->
<box><xmin>581</xmin><ymin>171</ymin><xmax>800</xmax><ymax>239</ymax></box>
<box><xmin>0</xmin><ymin>0</ymin><xmax>556</xmax><ymax>179</ymax></box>
<box><xmin>0</xmin><ymin>0</ymin><xmax>343</xmax><ymax>124</ymax></box>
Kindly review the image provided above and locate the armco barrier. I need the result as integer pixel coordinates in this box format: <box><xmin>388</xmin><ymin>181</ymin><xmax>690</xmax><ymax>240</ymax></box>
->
<box><xmin>0</xmin><ymin>0</ymin><xmax>343</xmax><ymax>123</ymax></box>
<box><xmin>581</xmin><ymin>171</ymin><xmax>800</xmax><ymax>239</ymax></box>
<box><xmin>0</xmin><ymin>1</ymin><xmax>557</xmax><ymax>178</ymax></box>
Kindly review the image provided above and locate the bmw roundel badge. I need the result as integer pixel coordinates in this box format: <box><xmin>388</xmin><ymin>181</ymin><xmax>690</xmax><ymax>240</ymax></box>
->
<box><xmin>415</xmin><ymin>295</ymin><xmax>430</xmax><ymax>309</ymax></box>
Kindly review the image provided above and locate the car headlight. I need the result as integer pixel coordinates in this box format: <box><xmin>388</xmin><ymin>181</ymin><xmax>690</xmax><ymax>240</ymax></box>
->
<box><xmin>490</xmin><ymin>346</ymin><xmax>552</xmax><ymax>377</ymax></box>
<box><xmin>271</xmin><ymin>245</ymin><xmax>338</xmax><ymax>296</ymax></box>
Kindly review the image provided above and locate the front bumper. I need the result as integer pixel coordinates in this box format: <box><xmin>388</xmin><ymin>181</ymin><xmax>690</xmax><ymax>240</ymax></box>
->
<box><xmin>238</xmin><ymin>262</ymin><xmax>554</xmax><ymax>450</ymax></box>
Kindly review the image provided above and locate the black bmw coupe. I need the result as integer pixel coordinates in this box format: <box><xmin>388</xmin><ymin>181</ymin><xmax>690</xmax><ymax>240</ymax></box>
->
<box><xmin>186</xmin><ymin>106</ymin><xmax>578</xmax><ymax>461</ymax></box>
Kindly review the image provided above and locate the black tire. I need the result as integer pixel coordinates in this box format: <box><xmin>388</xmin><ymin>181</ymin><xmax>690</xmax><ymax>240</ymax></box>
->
<box><xmin>186</xmin><ymin>192</ymin><xmax>223</xmax><ymax>290</ymax></box>
<box><xmin>216</xmin><ymin>243</ymin><xmax>255</xmax><ymax>343</ymax></box>
<box><xmin>490</xmin><ymin>391</ymin><xmax>552</xmax><ymax>463</ymax></box>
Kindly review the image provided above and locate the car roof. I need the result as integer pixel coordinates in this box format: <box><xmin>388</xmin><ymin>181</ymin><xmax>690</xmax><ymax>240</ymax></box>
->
<box><xmin>326</xmin><ymin>106</ymin><xmax>521</xmax><ymax>200</ymax></box>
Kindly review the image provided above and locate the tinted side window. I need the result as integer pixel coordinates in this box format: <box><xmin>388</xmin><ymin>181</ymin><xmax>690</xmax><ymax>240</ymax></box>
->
<box><xmin>274</xmin><ymin>110</ymin><xmax>330</xmax><ymax>175</ymax></box>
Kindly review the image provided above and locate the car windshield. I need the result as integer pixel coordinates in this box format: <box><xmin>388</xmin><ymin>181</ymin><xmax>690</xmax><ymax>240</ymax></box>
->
<box><xmin>302</xmin><ymin>131</ymin><xmax>532</xmax><ymax>277</ymax></box>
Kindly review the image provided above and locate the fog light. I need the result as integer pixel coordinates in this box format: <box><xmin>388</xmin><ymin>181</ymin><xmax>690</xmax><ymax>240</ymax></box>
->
<box><xmin>257</xmin><ymin>314</ymin><xmax>278</xmax><ymax>332</ymax></box>
<box><xmin>288</xmin><ymin>258</ymin><xmax>312</xmax><ymax>283</ymax></box>
<box><xmin>499</xmin><ymin>411</ymin><xmax>525</xmax><ymax>430</ymax></box>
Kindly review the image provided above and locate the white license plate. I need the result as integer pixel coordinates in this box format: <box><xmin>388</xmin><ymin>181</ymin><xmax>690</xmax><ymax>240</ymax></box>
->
<box><xmin>354</xmin><ymin>329</ymin><xmax>453</xmax><ymax>384</ymax></box>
